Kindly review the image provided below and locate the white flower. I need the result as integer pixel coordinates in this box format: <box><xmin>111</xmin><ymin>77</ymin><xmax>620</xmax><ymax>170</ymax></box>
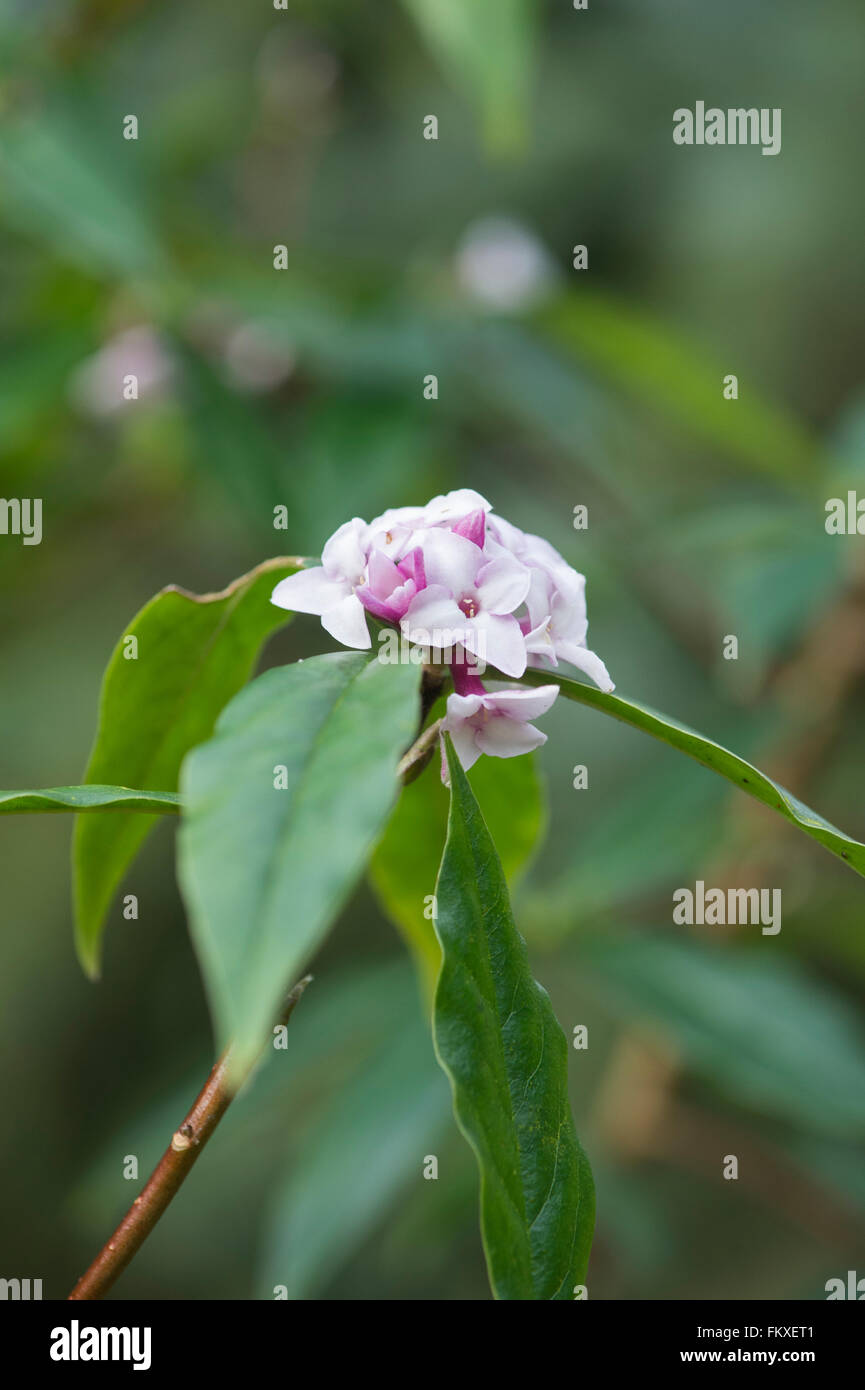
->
<box><xmin>400</xmin><ymin>528</ymin><xmax>531</xmax><ymax>677</ymax></box>
<box><xmin>441</xmin><ymin>684</ymin><xmax>560</xmax><ymax>780</ymax></box>
<box><xmin>271</xmin><ymin>518</ymin><xmax>371</xmax><ymax>649</ymax></box>
<box><xmin>487</xmin><ymin>516</ymin><xmax>614</xmax><ymax>691</ymax></box>
<box><xmin>270</xmin><ymin>490</ymin><xmax>613</xmax><ymax>770</ymax></box>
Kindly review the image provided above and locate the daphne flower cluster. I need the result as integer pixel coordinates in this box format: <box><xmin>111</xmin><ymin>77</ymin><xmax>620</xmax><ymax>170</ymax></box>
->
<box><xmin>271</xmin><ymin>489</ymin><xmax>613</xmax><ymax>774</ymax></box>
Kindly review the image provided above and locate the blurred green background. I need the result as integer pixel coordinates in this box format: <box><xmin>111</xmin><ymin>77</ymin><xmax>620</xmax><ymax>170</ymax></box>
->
<box><xmin>2</xmin><ymin>0</ymin><xmax>865</xmax><ymax>1300</ymax></box>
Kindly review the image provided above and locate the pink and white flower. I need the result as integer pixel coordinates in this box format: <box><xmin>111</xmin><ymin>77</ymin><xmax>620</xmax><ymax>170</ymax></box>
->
<box><xmin>271</xmin><ymin>517</ymin><xmax>371</xmax><ymax>649</ymax></box>
<box><xmin>399</xmin><ymin>528</ymin><xmax>531</xmax><ymax>678</ymax></box>
<box><xmin>441</xmin><ymin>677</ymin><xmax>560</xmax><ymax>781</ymax></box>
<box><xmin>355</xmin><ymin>547</ymin><xmax>425</xmax><ymax>623</ymax></box>
<box><xmin>270</xmin><ymin>488</ymin><xmax>613</xmax><ymax>772</ymax></box>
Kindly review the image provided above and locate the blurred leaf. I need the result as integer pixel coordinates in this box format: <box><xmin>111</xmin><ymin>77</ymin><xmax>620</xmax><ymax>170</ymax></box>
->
<box><xmin>518</xmin><ymin>667</ymin><xmax>865</xmax><ymax>880</ymax></box>
<box><xmin>177</xmin><ymin>267</ymin><xmax>433</xmax><ymax>386</ymax></box>
<box><xmin>586</xmin><ymin>934</ymin><xmax>865</xmax><ymax>1136</ymax></box>
<box><xmin>536</xmin><ymin>293</ymin><xmax>820</xmax><ymax>488</ymax></box>
<box><xmin>661</xmin><ymin>500</ymin><xmax>842</xmax><ymax>672</ymax></box>
<box><xmin>401</xmin><ymin>0</ymin><xmax>534</xmax><ymax>152</ymax></box>
<box><xmin>787</xmin><ymin>1136</ymin><xmax>865</xmax><ymax>1219</ymax></box>
<box><xmin>73</xmin><ymin>558</ymin><xmax>299</xmax><ymax>977</ymax></box>
<box><xmin>256</xmin><ymin>1010</ymin><xmax>451</xmax><ymax>1300</ymax></box>
<box><xmin>175</xmin><ymin>345</ymin><xmax>288</xmax><ymax>522</ymax></box>
<box><xmin>370</xmin><ymin>749</ymin><xmax>545</xmax><ymax>997</ymax></box>
<box><xmin>0</xmin><ymin>785</ymin><xmax>180</xmax><ymax>815</ymax></box>
<box><xmin>179</xmin><ymin>652</ymin><xmax>419</xmax><ymax>1074</ymax></box>
<box><xmin>0</xmin><ymin>111</ymin><xmax>164</xmax><ymax>276</ymax></box>
<box><xmin>0</xmin><ymin>332</ymin><xmax>91</xmax><ymax>453</ymax></box>
<box><xmin>433</xmin><ymin>736</ymin><xmax>594</xmax><ymax>1299</ymax></box>
<box><xmin>71</xmin><ymin>958</ymin><xmax>421</xmax><ymax>1235</ymax></box>
<box><xmin>521</xmin><ymin>758</ymin><xmax>722</xmax><ymax>941</ymax></box>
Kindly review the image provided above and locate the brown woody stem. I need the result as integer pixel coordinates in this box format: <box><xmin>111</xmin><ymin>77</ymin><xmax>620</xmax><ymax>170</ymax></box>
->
<box><xmin>68</xmin><ymin>975</ymin><xmax>312</xmax><ymax>1301</ymax></box>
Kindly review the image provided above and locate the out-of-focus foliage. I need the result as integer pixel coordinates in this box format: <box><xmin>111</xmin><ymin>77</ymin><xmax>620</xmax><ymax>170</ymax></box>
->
<box><xmin>1</xmin><ymin>0</ymin><xmax>865</xmax><ymax>1300</ymax></box>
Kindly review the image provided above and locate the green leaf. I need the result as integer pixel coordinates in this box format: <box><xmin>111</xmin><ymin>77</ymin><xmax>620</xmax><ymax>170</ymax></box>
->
<box><xmin>433</xmin><ymin>735</ymin><xmax>594</xmax><ymax>1300</ymax></box>
<box><xmin>370</xmin><ymin>750</ymin><xmax>546</xmax><ymax>998</ymax></box>
<box><xmin>401</xmin><ymin>0</ymin><xmax>535</xmax><ymax>153</ymax></box>
<box><xmin>178</xmin><ymin>652</ymin><xmax>419</xmax><ymax>1076</ymax></box>
<box><xmin>256</xmin><ymin>1011</ymin><xmax>451</xmax><ymax>1300</ymax></box>
<box><xmin>0</xmin><ymin>786</ymin><xmax>181</xmax><ymax>815</ymax></box>
<box><xmin>535</xmin><ymin>292</ymin><xmax>819</xmax><ymax>488</ymax></box>
<box><xmin>0</xmin><ymin>109</ymin><xmax>165</xmax><ymax>277</ymax></box>
<box><xmin>73</xmin><ymin>558</ymin><xmax>300</xmax><ymax>978</ymax></box>
<box><xmin>518</xmin><ymin>668</ymin><xmax>865</xmax><ymax>880</ymax></box>
<box><xmin>586</xmin><ymin>934</ymin><xmax>865</xmax><ymax>1137</ymax></box>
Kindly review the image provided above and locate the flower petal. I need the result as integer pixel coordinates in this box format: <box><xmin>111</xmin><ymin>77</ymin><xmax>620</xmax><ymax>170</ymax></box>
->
<box><xmin>397</xmin><ymin>545</ymin><xmax>426</xmax><ymax>590</ymax></box>
<box><xmin>367</xmin><ymin>548</ymin><xmax>404</xmax><ymax>596</ymax></box>
<box><xmin>556</xmin><ymin>641</ymin><xmax>615</xmax><ymax>692</ymax></box>
<box><xmin>321</xmin><ymin>593</ymin><xmax>371</xmax><ymax>649</ymax></box>
<box><xmin>452</xmin><ymin>507</ymin><xmax>486</xmax><ymax>548</ymax></box>
<box><xmin>446</xmin><ymin>692</ymin><xmax>485</xmax><ymax>721</ymax></box>
<box><xmin>475</xmin><ymin>716</ymin><xmax>547</xmax><ymax>758</ymax></box>
<box><xmin>271</xmin><ymin>568</ymin><xmax>348</xmax><ymax>615</ymax></box>
<box><xmin>523</xmin><ymin>617</ymin><xmax>558</xmax><ymax>664</ymax></box>
<box><xmin>321</xmin><ymin>518</ymin><xmax>368</xmax><ymax>582</ymax></box>
<box><xmin>440</xmin><ymin>723</ymin><xmax>482</xmax><ymax>780</ymax></box>
<box><xmin>368</xmin><ymin>506</ymin><xmax>425</xmax><ymax>532</ymax></box>
<box><xmin>484</xmin><ymin>684</ymin><xmax>559</xmax><ymax>721</ymax></box>
<box><xmin>465</xmin><ymin>612</ymin><xmax>527</xmax><ymax>678</ymax></box>
<box><xmin>486</xmin><ymin>514</ymin><xmax>528</xmax><ymax>557</ymax></box>
<box><xmin>418</xmin><ymin>529</ymin><xmax>481</xmax><ymax>594</ymax></box>
<box><xmin>423</xmin><ymin>489</ymin><xmax>491</xmax><ymax>525</ymax></box>
<box><xmin>401</xmin><ymin>585</ymin><xmax>466</xmax><ymax>646</ymax></box>
<box><xmin>356</xmin><ymin>580</ymin><xmax>415</xmax><ymax>622</ymax></box>
<box><xmin>476</xmin><ymin>556</ymin><xmax>531</xmax><ymax>614</ymax></box>
<box><xmin>365</xmin><ymin>522</ymin><xmax>414</xmax><ymax>561</ymax></box>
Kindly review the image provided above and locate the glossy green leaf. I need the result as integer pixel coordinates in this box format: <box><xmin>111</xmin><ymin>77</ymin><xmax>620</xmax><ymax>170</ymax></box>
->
<box><xmin>178</xmin><ymin>652</ymin><xmax>419</xmax><ymax>1076</ymax></box>
<box><xmin>370</xmin><ymin>749</ymin><xmax>546</xmax><ymax>999</ymax></box>
<box><xmin>433</xmin><ymin>736</ymin><xmax>594</xmax><ymax>1300</ymax></box>
<box><xmin>518</xmin><ymin>668</ymin><xmax>865</xmax><ymax>880</ymax></box>
<box><xmin>73</xmin><ymin>558</ymin><xmax>299</xmax><ymax>978</ymax></box>
<box><xmin>0</xmin><ymin>786</ymin><xmax>180</xmax><ymax>815</ymax></box>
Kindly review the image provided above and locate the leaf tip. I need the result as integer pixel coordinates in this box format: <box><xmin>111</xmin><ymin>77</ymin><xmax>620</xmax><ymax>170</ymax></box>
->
<box><xmin>74</xmin><ymin>926</ymin><xmax>102</xmax><ymax>982</ymax></box>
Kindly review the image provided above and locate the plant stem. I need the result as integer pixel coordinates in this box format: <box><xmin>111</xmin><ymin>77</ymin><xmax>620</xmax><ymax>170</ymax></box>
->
<box><xmin>419</xmin><ymin>664</ymin><xmax>448</xmax><ymax>725</ymax></box>
<box><xmin>398</xmin><ymin>717</ymin><xmax>443</xmax><ymax>785</ymax></box>
<box><xmin>68</xmin><ymin>975</ymin><xmax>312</xmax><ymax>1301</ymax></box>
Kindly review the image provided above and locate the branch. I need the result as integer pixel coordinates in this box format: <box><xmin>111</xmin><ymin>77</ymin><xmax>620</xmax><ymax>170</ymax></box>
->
<box><xmin>398</xmin><ymin>718</ymin><xmax>443</xmax><ymax>785</ymax></box>
<box><xmin>68</xmin><ymin>976</ymin><xmax>312</xmax><ymax>1301</ymax></box>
